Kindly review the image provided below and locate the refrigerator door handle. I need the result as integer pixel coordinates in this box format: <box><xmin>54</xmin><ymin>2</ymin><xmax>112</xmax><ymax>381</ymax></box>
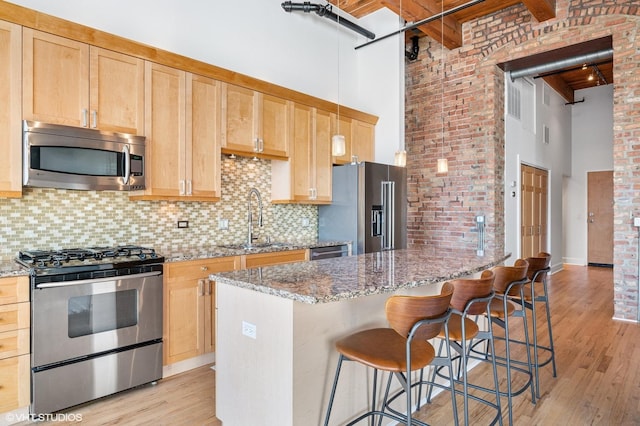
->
<box><xmin>382</xmin><ymin>181</ymin><xmax>395</xmax><ymax>250</ymax></box>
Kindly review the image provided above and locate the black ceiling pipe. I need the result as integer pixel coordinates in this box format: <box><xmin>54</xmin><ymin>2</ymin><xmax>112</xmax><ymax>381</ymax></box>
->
<box><xmin>281</xmin><ymin>1</ymin><xmax>376</xmax><ymax>40</ymax></box>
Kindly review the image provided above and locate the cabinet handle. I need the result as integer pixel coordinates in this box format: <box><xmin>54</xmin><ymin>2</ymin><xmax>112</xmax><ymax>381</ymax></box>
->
<box><xmin>187</xmin><ymin>180</ymin><xmax>192</xmax><ymax>196</ymax></box>
<box><xmin>208</xmin><ymin>280</ymin><xmax>213</xmax><ymax>296</ymax></box>
<box><xmin>81</xmin><ymin>109</ymin><xmax>88</xmax><ymax>127</ymax></box>
<box><xmin>179</xmin><ymin>180</ymin><xmax>186</xmax><ymax>195</ymax></box>
<box><xmin>259</xmin><ymin>138</ymin><xmax>264</xmax><ymax>152</ymax></box>
<box><xmin>201</xmin><ymin>266</ymin><xmax>208</xmax><ymax>271</ymax></box>
<box><xmin>198</xmin><ymin>279</ymin><xmax>204</xmax><ymax>296</ymax></box>
<box><xmin>91</xmin><ymin>110</ymin><xmax>97</xmax><ymax>128</ymax></box>
<box><xmin>253</xmin><ymin>139</ymin><xmax>259</xmax><ymax>153</ymax></box>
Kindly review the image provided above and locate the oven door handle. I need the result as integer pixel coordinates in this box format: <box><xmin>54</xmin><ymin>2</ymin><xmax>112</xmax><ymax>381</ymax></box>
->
<box><xmin>35</xmin><ymin>271</ymin><xmax>162</xmax><ymax>289</ymax></box>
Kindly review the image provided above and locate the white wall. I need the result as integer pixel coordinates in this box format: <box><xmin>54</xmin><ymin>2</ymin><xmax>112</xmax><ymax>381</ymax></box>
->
<box><xmin>504</xmin><ymin>77</ymin><xmax>572</xmax><ymax>269</ymax></box>
<box><xmin>563</xmin><ymin>84</ymin><xmax>614</xmax><ymax>265</ymax></box>
<box><xmin>8</xmin><ymin>0</ymin><xmax>401</xmax><ymax>164</ymax></box>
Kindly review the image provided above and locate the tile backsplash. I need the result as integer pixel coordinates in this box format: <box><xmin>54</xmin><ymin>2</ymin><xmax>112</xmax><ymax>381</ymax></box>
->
<box><xmin>0</xmin><ymin>156</ymin><xmax>318</xmax><ymax>260</ymax></box>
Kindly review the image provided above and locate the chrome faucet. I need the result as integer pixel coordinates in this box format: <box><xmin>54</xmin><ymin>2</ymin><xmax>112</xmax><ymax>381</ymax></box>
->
<box><xmin>246</xmin><ymin>188</ymin><xmax>263</xmax><ymax>248</ymax></box>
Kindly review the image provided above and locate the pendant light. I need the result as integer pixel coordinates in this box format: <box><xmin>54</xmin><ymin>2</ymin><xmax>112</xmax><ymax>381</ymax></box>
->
<box><xmin>331</xmin><ymin>1</ymin><xmax>346</xmax><ymax>157</ymax></box>
<box><xmin>436</xmin><ymin>0</ymin><xmax>448</xmax><ymax>174</ymax></box>
<box><xmin>394</xmin><ymin>0</ymin><xmax>406</xmax><ymax>167</ymax></box>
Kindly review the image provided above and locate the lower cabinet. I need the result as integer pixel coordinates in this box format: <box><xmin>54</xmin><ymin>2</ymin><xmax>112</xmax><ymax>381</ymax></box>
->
<box><xmin>0</xmin><ymin>276</ymin><xmax>30</xmax><ymax>413</ymax></box>
<box><xmin>164</xmin><ymin>250</ymin><xmax>310</xmax><ymax>366</ymax></box>
<box><xmin>164</xmin><ymin>256</ymin><xmax>240</xmax><ymax>365</ymax></box>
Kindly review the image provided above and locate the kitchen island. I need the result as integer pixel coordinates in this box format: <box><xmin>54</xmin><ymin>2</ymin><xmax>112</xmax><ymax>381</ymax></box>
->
<box><xmin>212</xmin><ymin>247</ymin><xmax>509</xmax><ymax>426</ymax></box>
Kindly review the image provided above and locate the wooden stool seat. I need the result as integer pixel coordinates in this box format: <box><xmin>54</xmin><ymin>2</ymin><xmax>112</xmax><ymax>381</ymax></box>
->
<box><xmin>439</xmin><ymin>313</ymin><xmax>479</xmax><ymax>341</ymax></box>
<box><xmin>336</xmin><ymin>328</ymin><xmax>435</xmax><ymax>372</ymax></box>
<box><xmin>485</xmin><ymin>259</ymin><xmax>535</xmax><ymax>425</ymax></box>
<box><xmin>323</xmin><ymin>283</ymin><xmax>455</xmax><ymax>426</ymax></box>
<box><xmin>488</xmin><ymin>297</ymin><xmax>517</xmax><ymax>318</ymax></box>
<box><xmin>424</xmin><ymin>270</ymin><xmax>502</xmax><ymax>425</ymax></box>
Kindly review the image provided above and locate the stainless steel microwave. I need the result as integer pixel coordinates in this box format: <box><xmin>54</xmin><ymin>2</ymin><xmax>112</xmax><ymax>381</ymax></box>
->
<box><xmin>23</xmin><ymin>120</ymin><xmax>146</xmax><ymax>191</ymax></box>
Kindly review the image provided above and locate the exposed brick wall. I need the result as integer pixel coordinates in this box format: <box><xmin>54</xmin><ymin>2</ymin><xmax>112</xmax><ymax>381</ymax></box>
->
<box><xmin>405</xmin><ymin>1</ymin><xmax>640</xmax><ymax>320</ymax></box>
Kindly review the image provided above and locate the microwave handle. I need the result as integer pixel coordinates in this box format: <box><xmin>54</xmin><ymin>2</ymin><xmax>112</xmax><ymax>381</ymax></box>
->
<box><xmin>123</xmin><ymin>144</ymin><xmax>131</xmax><ymax>185</ymax></box>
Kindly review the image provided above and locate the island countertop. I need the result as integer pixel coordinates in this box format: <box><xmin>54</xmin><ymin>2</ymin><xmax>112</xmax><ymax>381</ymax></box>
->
<box><xmin>212</xmin><ymin>247</ymin><xmax>510</xmax><ymax>304</ymax></box>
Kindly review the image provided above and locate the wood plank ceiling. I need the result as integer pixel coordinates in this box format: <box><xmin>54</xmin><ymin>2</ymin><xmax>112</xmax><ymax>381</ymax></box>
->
<box><xmin>327</xmin><ymin>0</ymin><xmax>613</xmax><ymax>102</ymax></box>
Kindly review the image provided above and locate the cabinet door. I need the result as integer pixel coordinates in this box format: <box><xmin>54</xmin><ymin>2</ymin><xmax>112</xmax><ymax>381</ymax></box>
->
<box><xmin>203</xmin><ymin>279</ymin><xmax>216</xmax><ymax>354</ymax></box>
<box><xmin>0</xmin><ymin>20</ymin><xmax>21</xmax><ymax>198</ymax></box>
<box><xmin>144</xmin><ymin>62</ymin><xmax>185</xmax><ymax>197</ymax></box>
<box><xmin>259</xmin><ymin>93</ymin><xmax>289</xmax><ymax>158</ymax></box>
<box><xmin>291</xmin><ymin>103</ymin><xmax>313</xmax><ymax>201</ymax></box>
<box><xmin>89</xmin><ymin>47</ymin><xmax>144</xmax><ymax>134</ymax></box>
<box><xmin>221</xmin><ymin>83</ymin><xmax>257</xmax><ymax>153</ymax></box>
<box><xmin>352</xmin><ymin>119</ymin><xmax>375</xmax><ymax>163</ymax></box>
<box><xmin>0</xmin><ymin>354</ymin><xmax>29</xmax><ymax>412</ymax></box>
<box><xmin>187</xmin><ymin>74</ymin><xmax>221</xmax><ymax>199</ymax></box>
<box><xmin>331</xmin><ymin>114</ymin><xmax>353</xmax><ymax>164</ymax></box>
<box><xmin>164</xmin><ymin>276</ymin><xmax>205</xmax><ymax>365</ymax></box>
<box><xmin>164</xmin><ymin>257</ymin><xmax>239</xmax><ymax>364</ymax></box>
<box><xmin>313</xmin><ymin>109</ymin><xmax>333</xmax><ymax>202</ymax></box>
<box><xmin>23</xmin><ymin>28</ymin><xmax>89</xmax><ymax>127</ymax></box>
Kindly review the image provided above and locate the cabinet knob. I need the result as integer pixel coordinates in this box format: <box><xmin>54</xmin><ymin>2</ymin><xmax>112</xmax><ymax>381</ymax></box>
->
<box><xmin>201</xmin><ymin>266</ymin><xmax>208</xmax><ymax>271</ymax></box>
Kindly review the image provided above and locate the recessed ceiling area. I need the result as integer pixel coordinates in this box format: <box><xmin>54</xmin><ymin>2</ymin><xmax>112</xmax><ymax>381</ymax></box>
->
<box><xmin>498</xmin><ymin>36</ymin><xmax>614</xmax><ymax>103</ymax></box>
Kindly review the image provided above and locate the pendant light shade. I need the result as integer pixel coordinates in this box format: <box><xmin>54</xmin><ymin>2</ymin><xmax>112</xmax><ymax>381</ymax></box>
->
<box><xmin>437</xmin><ymin>158</ymin><xmax>448</xmax><ymax>173</ymax></box>
<box><xmin>331</xmin><ymin>134</ymin><xmax>346</xmax><ymax>156</ymax></box>
<box><xmin>394</xmin><ymin>150</ymin><xmax>406</xmax><ymax>167</ymax></box>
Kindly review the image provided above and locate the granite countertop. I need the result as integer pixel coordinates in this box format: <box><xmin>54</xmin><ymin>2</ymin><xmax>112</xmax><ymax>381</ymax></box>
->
<box><xmin>0</xmin><ymin>260</ymin><xmax>30</xmax><ymax>277</ymax></box>
<box><xmin>160</xmin><ymin>240</ymin><xmax>349</xmax><ymax>262</ymax></box>
<box><xmin>212</xmin><ymin>247</ymin><xmax>511</xmax><ymax>304</ymax></box>
<box><xmin>0</xmin><ymin>240</ymin><xmax>350</xmax><ymax>278</ymax></box>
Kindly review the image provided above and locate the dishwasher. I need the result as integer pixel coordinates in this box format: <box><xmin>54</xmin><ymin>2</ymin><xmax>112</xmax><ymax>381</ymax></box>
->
<box><xmin>309</xmin><ymin>244</ymin><xmax>349</xmax><ymax>260</ymax></box>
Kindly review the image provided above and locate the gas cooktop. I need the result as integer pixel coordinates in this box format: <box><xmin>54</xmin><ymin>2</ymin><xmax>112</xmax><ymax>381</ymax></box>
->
<box><xmin>16</xmin><ymin>245</ymin><xmax>164</xmax><ymax>278</ymax></box>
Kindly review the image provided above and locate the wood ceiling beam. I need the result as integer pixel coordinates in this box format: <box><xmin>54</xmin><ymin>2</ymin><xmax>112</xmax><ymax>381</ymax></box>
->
<box><xmin>381</xmin><ymin>0</ymin><xmax>462</xmax><ymax>49</ymax></box>
<box><xmin>542</xmin><ymin>74</ymin><xmax>574</xmax><ymax>104</ymax></box>
<box><xmin>521</xmin><ymin>0</ymin><xmax>556</xmax><ymax>22</ymax></box>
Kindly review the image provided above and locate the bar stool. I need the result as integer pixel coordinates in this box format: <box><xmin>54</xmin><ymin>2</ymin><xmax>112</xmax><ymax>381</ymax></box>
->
<box><xmin>486</xmin><ymin>259</ymin><xmax>535</xmax><ymax>425</ymax></box>
<box><xmin>424</xmin><ymin>270</ymin><xmax>503</xmax><ymax>426</ymax></box>
<box><xmin>508</xmin><ymin>252</ymin><xmax>556</xmax><ymax>398</ymax></box>
<box><xmin>323</xmin><ymin>283</ymin><xmax>454</xmax><ymax>426</ymax></box>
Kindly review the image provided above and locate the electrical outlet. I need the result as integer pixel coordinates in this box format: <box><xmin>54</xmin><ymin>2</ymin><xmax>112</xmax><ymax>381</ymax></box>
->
<box><xmin>218</xmin><ymin>219</ymin><xmax>229</xmax><ymax>230</ymax></box>
<box><xmin>301</xmin><ymin>218</ymin><xmax>310</xmax><ymax>227</ymax></box>
<box><xmin>242</xmin><ymin>321</ymin><xmax>257</xmax><ymax>339</ymax></box>
<box><xmin>177</xmin><ymin>220</ymin><xmax>189</xmax><ymax>229</ymax></box>
<box><xmin>634</xmin><ymin>217</ymin><xmax>640</xmax><ymax>227</ymax></box>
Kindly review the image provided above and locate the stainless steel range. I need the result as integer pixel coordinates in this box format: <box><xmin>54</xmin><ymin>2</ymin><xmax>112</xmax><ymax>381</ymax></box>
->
<box><xmin>16</xmin><ymin>246</ymin><xmax>164</xmax><ymax>414</ymax></box>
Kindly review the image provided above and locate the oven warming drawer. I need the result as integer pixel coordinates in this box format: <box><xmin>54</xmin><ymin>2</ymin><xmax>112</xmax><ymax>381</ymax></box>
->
<box><xmin>31</xmin><ymin>341</ymin><xmax>162</xmax><ymax>414</ymax></box>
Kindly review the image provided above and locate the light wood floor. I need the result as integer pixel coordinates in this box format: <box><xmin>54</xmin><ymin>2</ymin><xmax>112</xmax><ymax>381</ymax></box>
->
<box><xmin>33</xmin><ymin>265</ymin><xmax>640</xmax><ymax>425</ymax></box>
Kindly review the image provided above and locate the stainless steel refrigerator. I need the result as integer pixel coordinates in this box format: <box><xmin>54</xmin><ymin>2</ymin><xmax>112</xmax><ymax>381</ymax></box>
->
<box><xmin>318</xmin><ymin>162</ymin><xmax>407</xmax><ymax>254</ymax></box>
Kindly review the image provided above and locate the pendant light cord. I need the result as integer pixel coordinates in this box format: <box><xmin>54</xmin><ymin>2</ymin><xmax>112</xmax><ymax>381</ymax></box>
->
<box><xmin>441</xmin><ymin>0</ymin><xmax>445</xmax><ymax>160</ymax></box>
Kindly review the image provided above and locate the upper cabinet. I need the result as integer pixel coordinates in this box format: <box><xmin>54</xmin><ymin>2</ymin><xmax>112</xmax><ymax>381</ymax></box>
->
<box><xmin>22</xmin><ymin>29</ymin><xmax>144</xmax><ymax>134</ymax></box>
<box><xmin>221</xmin><ymin>83</ymin><xmax>290</xmax><ymax>159</ymax></box>
<box><xmin>331</xmin><ymin>115</ymin><xmax>375</xmax><ymax>165</ymax></box>
<box><xmin>0</xmin><ymin>21</ymin><xmax>22</xmax><ymax>198</ymax></box>
<box><xmin>131</xmin><ymin>62</ymin><xmax>220</xmax><ymax>201</ymax></box>
<box><xmin>272</xmin><ymin>104</ymin><xmax>332</xmax><ymax>204</ymax></box>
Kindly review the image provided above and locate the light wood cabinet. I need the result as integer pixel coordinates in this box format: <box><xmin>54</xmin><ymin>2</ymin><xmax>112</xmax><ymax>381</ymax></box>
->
<box><xmin>331</xmin><ymin>115</ymin><xmax>375</xmax><ymax>164</ymax></box>
<box><xmin>0</xmin><ymin>20</ymin><xmax>21</xmax><ymax>198</ymax></box>
<box><xmin>221</xmin><ymin>83</ymin><xmax>290</xmax><ymax>159</ymax></box>
<box><xmin>242</xmin><ymin>249</ymin><xmax>309</xmax><ymax>269</ymax></box>
<box><xmin>272</xmin><ymin>105</ymin><xmax>332</xmax><ymax>204</ymax></box>
<box><xmin>164</xmin><ymin>250</ymin><xmax>309</xmax><ymax>366</ymax></box>
<box><xmin>0</xmin><ymin>276</ymin><xmax>30</xmax><ymax>413</ymax></box>
<box><xmin>164</xmin><ymin>256</ymin><xmax>240</xmax><ymax>365</ymax></box>
<box><xmin>23</xmin><ymin>28</ymin><xmax>144</xmax><ymax>134</ymax></box>
<box><xmin>133</xmin><ymin>62</ymin><xmax>221</xmax><ymax>201</ymax></box>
